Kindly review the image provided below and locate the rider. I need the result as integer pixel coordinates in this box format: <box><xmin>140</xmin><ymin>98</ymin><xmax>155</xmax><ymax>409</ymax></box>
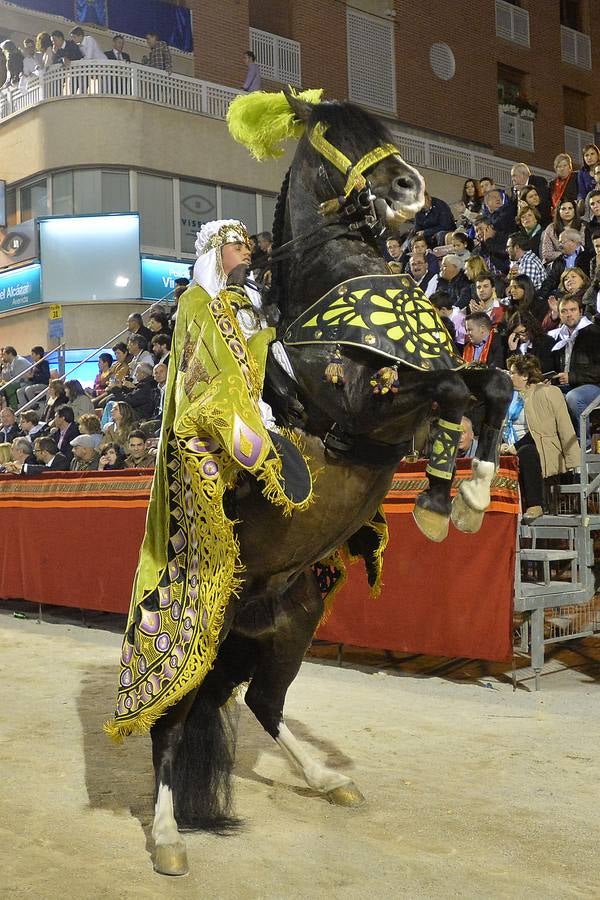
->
<box><xmin>106</xmin><ymin>219</ymin><xmax>312</xmax><ymax>739</ymax></box>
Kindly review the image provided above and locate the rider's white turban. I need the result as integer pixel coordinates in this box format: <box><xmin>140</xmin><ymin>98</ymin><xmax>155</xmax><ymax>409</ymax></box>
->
<box><xmin>192</xmin><ymin>219</ymin><xmax>250</xmax><ymax>297</ymax></box>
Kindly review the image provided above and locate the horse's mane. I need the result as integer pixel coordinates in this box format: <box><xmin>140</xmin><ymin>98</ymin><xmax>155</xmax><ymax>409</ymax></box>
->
<box><xmin>303</xmin><ymin>99</ymin><xmax>395</xmax><ymax>147</ymax></box>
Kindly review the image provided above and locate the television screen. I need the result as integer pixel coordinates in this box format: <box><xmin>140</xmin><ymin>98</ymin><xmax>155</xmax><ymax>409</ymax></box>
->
<box><xmin>39</xmin><ymin>213</ymin><xmax>141</xmax><ymax>302</ymax></box>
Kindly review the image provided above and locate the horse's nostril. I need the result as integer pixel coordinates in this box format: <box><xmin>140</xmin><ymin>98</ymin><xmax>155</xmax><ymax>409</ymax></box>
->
<box><xmin>393</xmin><ymin>175</ymin><xmax>419</xmax><ymax>195</ymax></box>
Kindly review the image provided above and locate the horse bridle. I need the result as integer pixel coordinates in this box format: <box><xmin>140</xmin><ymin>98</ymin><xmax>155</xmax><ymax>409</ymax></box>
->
<box><xmin>270</xmin><ymin>123</ymin><xmax>403</xmax><ymax>264</ymax></box>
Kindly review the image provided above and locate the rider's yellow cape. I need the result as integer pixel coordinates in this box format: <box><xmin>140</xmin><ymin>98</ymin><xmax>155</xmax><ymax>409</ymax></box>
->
<box><xmin>105</xmin><ymin>285</ymin><xmax>313</xmax><ymax>740</ymax></box>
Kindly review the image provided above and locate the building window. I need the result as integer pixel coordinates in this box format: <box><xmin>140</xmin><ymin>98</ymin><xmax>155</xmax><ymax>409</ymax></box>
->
<box><xmin>347</xmin><ymin>8</ymin><xmax>396</xmax><ymax>115</ymax></box>
<box><xmin>560</xmin><ymin>0</ymin><xmax>583</xmax><ymax>30</ymax></box>
<box><xmin>102</xmin><ymin>171</ymin><xmax>130</xmax><ymax>213</ymax></box>
<box><xmin>221</xmin><ymin>188</ymin><xmax>257</xmax><ymax>236</ymax></box>
<box><xmin>495</xmin><ymin>0</ymin><xmax>530</xmax><ymax>47</ymax></box>
<box><xmin>261</xmin><ymin>195</ymin><xmax>277</xmax><ymax>234</ymax></box>
<box><xmin>139</xmin><ymin>173</ymin><xmax>175</xmax><ymax>250</ymax></box>
<box><xmin>53</xmin><ymin>172</ymin><xmax>74</xmax><ymax>216</ymax></box>
<box><xmin>5</xmin><ymin>187</ymin><xmax>17</xmax><ymax>226</ymax></box>
<box><xmin>20</xmin><ymin>179</ymin><xmax>48</xmax><ymax>221</ymax></box>
<box><xmin>179</xmin><ymin>180</ymin><xmax>217</xmax><ymax>255</ymax></box>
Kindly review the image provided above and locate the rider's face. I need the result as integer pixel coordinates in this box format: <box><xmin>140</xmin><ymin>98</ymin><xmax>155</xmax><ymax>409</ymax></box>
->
<box><xmin>221</xmin><ymin>241</ymin><xmax>251</xmax><ymax>276</ymax></box>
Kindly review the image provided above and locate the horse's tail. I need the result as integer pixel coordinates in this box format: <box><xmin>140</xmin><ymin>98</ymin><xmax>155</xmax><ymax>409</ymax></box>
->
<box><xmin>172</xmin><ymin>680</ymin><xmax>241</xmax><ymax>833</ymax></box>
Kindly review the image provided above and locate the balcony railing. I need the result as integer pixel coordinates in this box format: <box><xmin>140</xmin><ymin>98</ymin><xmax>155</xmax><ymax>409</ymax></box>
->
<box><xmin>0</xmin><ymin>60</ymin><xmax>241</xmax><ymax>124</ymax></box>
<box><xmin>564</xmin><ymin>125</ymin><xmax>595</xmax><ymax>162</ymax></box>
<box><xmin>498</xmin><ymin>108</ymin><xmax>535</xmax><ymax>153</ymax></box>
<box><xmin>250</xmin><ymin>28</ymin><xmax>301</xmax><ymax>87</ymax></box>
<box><xmin>561</xmin><ymin>24</ymin><xmax>592</xmax><ymax>69</ymax></box>
<box><xmin>495</xmin><ymin>0</ymin><xmax>530</xmax><ymax>47</ymax></box>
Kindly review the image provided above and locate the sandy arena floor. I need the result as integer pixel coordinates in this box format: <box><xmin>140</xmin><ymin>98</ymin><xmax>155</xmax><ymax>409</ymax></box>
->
<box><xmin>0</xmin><ymin>605</ymin><xmax>599</xmax><ymax>900</ymax></box>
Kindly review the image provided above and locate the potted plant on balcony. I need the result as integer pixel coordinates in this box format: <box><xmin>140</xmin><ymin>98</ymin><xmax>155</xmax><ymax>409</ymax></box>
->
<box><xmin>515</xmin><ymin>95</ymin><xmax>538</xmax><ymax>120</ymax></box>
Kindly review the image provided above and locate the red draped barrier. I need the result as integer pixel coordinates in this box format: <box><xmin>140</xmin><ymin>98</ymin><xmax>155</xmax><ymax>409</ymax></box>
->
<box><xmin>318</xmin><ymin>458</ymin><xmax>519</xmax><ymax>662</ymax></box>
<box><xmin>0</xmin><ymin>459</ymin><xmax>519</xmax><ymax>660</ymax></box>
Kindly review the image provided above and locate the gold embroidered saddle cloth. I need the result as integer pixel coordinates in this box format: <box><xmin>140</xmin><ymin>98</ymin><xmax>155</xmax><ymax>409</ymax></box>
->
<box><xmin>283</xmin><ymin>273</ymin><xmax>465</xmax><ymax>372</ymax></box>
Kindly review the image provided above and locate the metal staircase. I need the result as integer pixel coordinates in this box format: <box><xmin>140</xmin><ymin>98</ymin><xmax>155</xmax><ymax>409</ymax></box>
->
<box><xmin>514</xmin><ymin>397</ymin><xmax>600</xmax><ymax>688</ymax></box>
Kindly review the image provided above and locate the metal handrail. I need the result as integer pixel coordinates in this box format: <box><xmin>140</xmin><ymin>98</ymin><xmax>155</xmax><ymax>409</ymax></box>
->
<box><xmin>577</xmin><ymin>392</ymin><xmax>600</xmax><ymax>523</ymax></box>
<box><xmin>0</xmin><ymin>344</ymin><xmax>65</xmax><ymax>393</ymax></box>
<box><xmin>14</xmin><ymin>293</ymin><xmax>175</xmax><ymax>416</ymax></box>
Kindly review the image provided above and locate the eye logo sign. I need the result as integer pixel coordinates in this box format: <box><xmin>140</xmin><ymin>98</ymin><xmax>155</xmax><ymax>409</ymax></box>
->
<box><xmin>181</xmin><ymin>194</ymin><xmax>214</xmax><ymax>217</ymax></box>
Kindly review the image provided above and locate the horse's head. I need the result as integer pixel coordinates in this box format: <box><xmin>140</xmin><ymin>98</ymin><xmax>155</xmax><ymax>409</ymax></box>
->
<box><xmin>285</xmin><ymin>91</ymin><xmax>425</xmax><ymax>228</ymax></box>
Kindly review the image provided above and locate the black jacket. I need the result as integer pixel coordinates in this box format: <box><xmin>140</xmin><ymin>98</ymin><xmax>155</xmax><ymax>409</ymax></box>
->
<box><xmin>106</xmin><ymin>50</ymin><xmax>131</xmax><ymax>62</ymax></box>
<box><xmin>127</xmin><ymin>377</ymin><xmax>158</xmax><ymax>421</ymax></box>
<box><xmin>413</xmin><ymin>197</ymin><xmax>455</xmax><ymax>245</ymax></box>
<box><xmin>53</xmin><ymin>40</ymin><xmax>83</xmax><ymax>63</ymax></box>
<box><xmin>24</xmin><ymin>452</ymin><xmax>69</xmax><ymax>474</ymax></box>
<box><xmin>477</xmin><ymin>233</ymin><xmax>510</xmax><ymax>274</ymax></box>
<box><xmin>551</xmin><ymin>322</ymin><xmax>600</xmax><ymax>387</ymax></box>
<box><xmin>0</xmin><ymin>424</ymin><xmax>20</xmax><ymax>443</ymax></box>
<box><xmin>437</xmin><ymin>272</ymin><xmax>472</xmax><ymax>310</ymax></box>
<box><xmin>55</xmin><ymin>422</ymin><xmax>80</xmax><ymax>463</ymax></box>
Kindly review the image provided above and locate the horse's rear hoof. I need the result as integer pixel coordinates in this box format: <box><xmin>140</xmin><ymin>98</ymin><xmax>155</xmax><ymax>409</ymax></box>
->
<box><xmin>153</xmin><ymin>843</ymin><xmax>189</xmax><ymax>876</ymax></box>
<box><xmin>451</xmin><ymin>492</ymin><xmax>484</xmax><ymax>534</ymax></box>
<box><xmin>327</xmin><ymin>783</ymin><xmax>366</xmax><ymax>807</ymax></box>
<box><xmin>413</xmin><ymin>503</ymin><xmax>449</xmax><ymax>542</ymax></box>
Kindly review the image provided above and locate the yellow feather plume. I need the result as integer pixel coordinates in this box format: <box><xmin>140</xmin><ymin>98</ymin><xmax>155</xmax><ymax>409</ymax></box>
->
<box><xmin>227</xmin><ymin>88</ymin><xmax>324</xmax><ymax>160</ymax></box>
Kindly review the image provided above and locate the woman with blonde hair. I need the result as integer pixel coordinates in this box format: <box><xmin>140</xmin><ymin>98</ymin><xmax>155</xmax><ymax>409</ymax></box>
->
<box><xmin>78</xmin><ymin>412</ymin><xmax>103</xmax><ymax>449</ymax></box>
<box><xmin>100</xmin><ymin>401</ymin><xmax>135</xmax><ymax>450</ymax></box>
<box><xmin>0</xmin><ymin>443</ymin><xmax>12</xmax><ymax>466</ymax></box>
<box><xmin>35</xmin><ymin>32</ymin><xmax>53</xmax><ymax>68</ymax></box>
<box><xmin>503</xmin><ymin>353</ymin><xmax>580</xmax><ymax>522</ymax></box>
<box><xmin>41</xmin><ymin>378</ymin><xmax>68</xmax><ymax>426</ymax></box>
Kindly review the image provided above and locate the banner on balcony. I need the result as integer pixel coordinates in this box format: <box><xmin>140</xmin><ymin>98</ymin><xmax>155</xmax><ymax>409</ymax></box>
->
<box><xmin>107</xmin><ymin>0</ymin><xmax>193</xmax><ymax>53</ymax></box>
<box><xmin>74</xmin><ymin>0</ymin><xmax>108</xmax><ymax>27</ymax></box>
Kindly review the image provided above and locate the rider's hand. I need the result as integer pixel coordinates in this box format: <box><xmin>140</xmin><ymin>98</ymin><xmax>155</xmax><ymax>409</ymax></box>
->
<box><xmin>226</xmin><ymin>264</ymin><xmax>249</xmax><ymax>288</ymax></box>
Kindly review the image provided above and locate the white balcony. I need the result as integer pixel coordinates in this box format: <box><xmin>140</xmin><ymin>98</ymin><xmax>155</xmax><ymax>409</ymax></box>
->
<box><xmin>498</xmin><ymin>108</ymin><xmax>535</xmax><ymax>153</ymax></box>
<box><xmin>250</xmin><ymin>28</ymin><xmax>301</xmax><ymax>87</ymax></box>
<box><xmin>561</xmin><ymin>25</ymin><xmax>592</xmax><ymax>69</ymax></box>
<box><xmin>564</xmin><ymin>125</ymin><xmax>595</xmax><ymax>162</ymax></box>
<box><xmin>495</xmin><ymin>0</ymin><xmax>530</xmax><ymax>47</ymax></box>
<box><xmin>0</xmin><ymin>60</ymin><xmax>241</xmax><ymax>125</ymax></box>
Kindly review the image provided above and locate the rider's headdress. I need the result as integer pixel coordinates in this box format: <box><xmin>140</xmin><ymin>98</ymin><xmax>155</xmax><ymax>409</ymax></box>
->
<box><xmin>193</xmin><ymin>219</ymin><xmax>250</xmax><ymax>296</ymax></box>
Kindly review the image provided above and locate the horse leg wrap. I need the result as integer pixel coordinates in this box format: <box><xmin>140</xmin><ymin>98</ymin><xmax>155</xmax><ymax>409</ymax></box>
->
<box><xmin>425</xmin><ymin>417</ymin><xmax>462</xmax><ymax>482</ymax></box>
<box><xmin>451</xmin><ymin>459</ymin><xmax>496</xmax><ymax>534</ymax></box>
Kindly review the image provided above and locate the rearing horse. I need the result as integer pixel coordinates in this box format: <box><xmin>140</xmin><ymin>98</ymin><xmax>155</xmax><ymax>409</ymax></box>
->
<box><xmin>145</xmin><ymin>91</ymin><xmax>512</xmax><ymax>875</ymax></box>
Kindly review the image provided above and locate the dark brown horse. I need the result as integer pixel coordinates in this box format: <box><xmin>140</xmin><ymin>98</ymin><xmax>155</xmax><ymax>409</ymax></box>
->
<box><xmin>149</xmin><ymin>93</ymin><xmax>512</xmax><ymax>875</ymax></box>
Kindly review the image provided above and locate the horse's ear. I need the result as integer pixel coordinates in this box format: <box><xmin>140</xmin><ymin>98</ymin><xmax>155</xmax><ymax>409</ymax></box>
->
<box><xmin>283</xmin><ymin>86</ymin><xmax>314</xmax><ymax>123</ymax></box>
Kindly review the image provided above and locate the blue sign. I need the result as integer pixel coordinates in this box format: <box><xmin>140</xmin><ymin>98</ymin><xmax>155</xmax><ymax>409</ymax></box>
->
<box><xmin>0</xmin><ymin>263</ymin><xmax>42</xmax><ymax>313</ymax></box>
<box><xmin>141</xmin><ymin>258</ymin><xmax>191</xmax><ymax>301</ymax></box>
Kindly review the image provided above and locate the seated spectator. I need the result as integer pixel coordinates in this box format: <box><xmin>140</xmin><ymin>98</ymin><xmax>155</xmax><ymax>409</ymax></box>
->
<box><xmin>412</xmin><ymin>191</ymin><xmax>455</xmax><ymax>247</ymax></box>
<box><xmin>127</xmin><ymin>335</ymin><xmax>154</xmax><ymax>381</ymax></box>
<box><xmin>482</xmin><ymin>188</ymin><xmax>516</xmax><ymax>239</ymax></box>
<box><xmin>505</xmin><ymin>274</ymin><xmax>547</xmax><ymax>321</ymax></box>
<box><xmin>19</xmin><ymin>410</ymin><xmax>47</xmax><ymax>441</ymax></box>
<box><xmin>3</xmin><ymin>436</ymin><xmax>36</xmax><ymax>473</ymax></box>
<box><xmin>98</xmin><ymin>441</ymin><xmax>127</xmax><ymax>471</ymax></box>
<box><xmin>152</xmin><ymin>362</ymin><xmax>168</xmax><ymax>424</ymax></box>
<box><xmin>65</xmin><ymin>379</ymin><xmax>94</xmax><ymax>420</ymax></box>
<box><xmin>515</xmin><ymin>205</ymin><xmax>542</xmax><ymax>258</ymax></box>
<box><xmin>582</xmin><ymin>231</ymin><xmax>600</xmax><ymax>317</ymax></box>
<box><xmin>148</xmin><ymin>309</ymin><xmax>172</xmax><ymax>336</ymax></box>
<box><xmin>41</xmin><ymin>379</ymin><xmax>68</xmax><ymax>425</ymax></box>
<box><xmin>429</xmin><ymin>290</ymin><xmax>460</xmax><ymax>351</ymax></box>
<box><xmin>125</xmin><ymin>363</ymin><xmax>157</xmax><ymax>421</ymax></box>
<box><xmin>22</xmin><ymin>437</ymin><xmax>69</xmax><ymax>474</ymax></box>
<box><xmin>0</xmin><ymin>408</ymin><xmax>20</xmax><ymax>443</ymax></box>
<box><xmin>78</xmin><ymin>413</ymin><xmax>103</xmax><ymax>449</ymax></box>
<box><xmin>539</xmin><ymin>229</ymin><xmax>591</xmax><ymax>302</ymax></box>
<box><xmin>438</xmin><ymin>254</ymin><xmax>472</xmax><ymax>309</ymax></box>
<box><xmin>549</xmin><ymin>296</ymin><xmax>600</xmax><ymax>443</ymax></box>
<box><xmin>576</xmin><ymin>144</ymin><xmax>600</xmax><ymax>208</ymax></box>
<box><xmin>407</xmin><ymin>253</ymin><xmax>437</xmax><ymax>295</ymax></box>
<box><xmin>510</xmin><ymin>163</ymin><xmax>549</xmax><ymax>210</ymax></box>
<box><xmin>0</xmin><ymin>346</ymin><xmax>30</xmax><ymax>410</ymax></box>
<box><xmin>463</xmin><ymin>312</ymin><xmax>505</xmax><ymax>367</ymax></box>
<box><xmin>53</xmin><ymin>405</ymin><xmax>79</xmax><ymax>464</ymax></box>
<box><xmin>456</xmin><ymin>179</ymin><xmax>483</xmax><ymax>229</ymax></box>
<box><xmin>470</xmin><ymin>272</ymin><xmax>506</xmax><ymax>325</ymax></box>
<box><xmin>100</xmin><ymin>401</ymin><xmax>135</xmax><ymax>450</ymax></box>
<box><xmin>16</xmin><ymin>346</ymin><xmax>50</xmax><ymax>410</ymax></box>
<box><xmin>507</xmin><ymin>232</ymin><xmax>547</xmax><ymax>290</ymax></box>
<box><xmin>106</xmin><ymin>34</ymin><xmax>131</xmax><ymax>63</ymax></box>
<box><xmin>0</xmin><ymin>443</ymin><xmax>11</xmax><ymax>469</ymax></box>
<box><xmin>94</xmin><ymin>343</ymin><xmax>130</xmax><ymax>407</ymax></box>
<box><xmin>518</xmin><ymin>185</ymin><xmax>551</xmax><ymax>228</ymax></box>
<box><xmin>474</xmin><ymin>216</ymin><xmax>510</xmax><ymax>274</ymax></box>
<box><xmin>386</xmin><ymin>234</ymin><xmax>403</xmax><ymax>264</ymax></box>
<box><xmin>144</xmin><ymin>32</ymin><xmax>172</xmax><ymax>73</ymax></box>
<box><xmin>127</xmin><ymin>312</ymin><xmax>153</xmax><ymax>345</ymax></box>
<box><xmin>506</xmin><ymin>311</ymin><xmax>555</xmax><ymax>373</ymax></box>
<box><xmin>549</xmin><ymin>153</ymin><xmax>579</xmax><ymax>216</ymax></box>
<box><xmin>458</xmin><ymin>415</ymin><xmax>478</xmax><ymax>457</ymax></box>
<box><xmin>503</xmin><ymin>353</ymin><xmax>579</xmax><ymax>522</ymax></box>
<box><xmin>541</xmin><ymin>268</ymin><xmax>591</xmax><ymax>332</ymax></box>
<box><xmin>540</xmin><ymin>199</ymin><xmax>584</xmax><ymax>267</ymax></box>
<box><xmin>581</xmin><ymin>167</ymin><xmax>600</xmax><ymax>222</ymax></box>
<box><xmin>125</xmin><ymin>429</ymin><xmax>156</xmax><ymax>469</ymax></box>
<box><xmin>400</xmin><ymin>231</ymin><xmax>440</xmax><ymax>274</ymax></box>
<box><xmin>151</xmin><ymin>333</ymin><xmax>171</xmax><ymax>365</ymax></box>
<box><xmin>91</xmin><ymin>353</ymin><xmax>114</xmax><ymax>397</ymax></box>
<box><xmin>70</xmin><ymin>434</ymin><xmax>100</xmax><ymax>471</ymax></box>
<box><xmin>584</xmin><ymin>191</ymin><xmax>600</xmax><ymax>253</ymax></box>
<box><xmin>449</xmin><ymin>230</ymin><xmax>473</xmax><ymax>263</ymax></box>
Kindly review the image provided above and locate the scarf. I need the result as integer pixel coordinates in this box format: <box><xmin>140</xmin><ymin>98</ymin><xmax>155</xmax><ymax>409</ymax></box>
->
<box><xmin>503</xmin><ymin>391</ymin><xmax>525</xmax><ymax>445</ymax></box>
<box><xmin>548</xmin><ymin>316</ymin><xmax>591</xmax><ymax>353</ymax></box>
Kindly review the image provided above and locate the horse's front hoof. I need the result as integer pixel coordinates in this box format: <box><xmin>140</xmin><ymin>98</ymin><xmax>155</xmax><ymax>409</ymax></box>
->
<box><xmin>326</xmin><ymin>782</ymin><xmax>366</xmax><ymax>808</ymax></box>
<box><xmin>153</xmin><ymin>842</ymin><xmax>189</xmax><ymax>876</ymax></box>
<box><xmin>451</xmin><ymin>491</ymin><xmax>484</xmax><ymax>534</ymax></box>
<box><xmin>413</xmin><ymin>503</ymin><xmax>449</xmax><ymax>542</ymax></box>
